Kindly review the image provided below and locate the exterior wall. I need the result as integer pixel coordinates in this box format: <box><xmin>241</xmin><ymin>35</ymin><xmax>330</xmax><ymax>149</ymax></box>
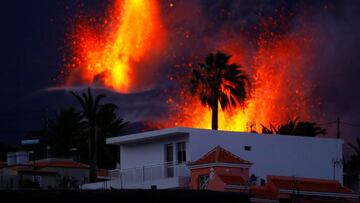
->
<box><xmin>82</xmin><ymin>176</ymin><xmax>190</xmax><ymax>190</ymax></box>
<box><xmin>188</xmin><ymin>130</ymin><xmax>343</xmax><ymax>183</ymax></box>
<box><xmin>19</xmin><ymin>174</ymin><xmax>57</xmax><ymax>189</ymax></box>
<box><xmin>120</xmin><ymin>135</ymin><xmax>189</xmax><ymax>170</ymax></box>
<box><xmin>212</xmin><ymin>166</ymin><xmax>249</xmax><ymax>179</ymax></box>
<box><xmin>206</xmin><ymin>175</ymin><xmax>226</xmax><ymax>191</ymax></box>
<box><xmin>190</xmin><ymin>167</ymin><xmax>211</xmax><ymax>189</ymax></box>
<box><xmin>190</xmin><ymin>166</ymin><xmax>249</xmax><ymax>190</ymax></box>
<box><xmin>0</xmin><ymin>169</ymin><xmax>19</xmax><ymax>189</ymax></box>
<box><xmin>40</xmin><ymin>167</ymin><xmax>88</xmax><ymax>185</ymax></box>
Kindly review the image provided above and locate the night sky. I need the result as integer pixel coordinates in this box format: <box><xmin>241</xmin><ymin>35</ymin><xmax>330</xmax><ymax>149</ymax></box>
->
<box><xmin>0</xmin><ymin>0</ymin><xmax>360</xmax><ymax>157</ymax></box>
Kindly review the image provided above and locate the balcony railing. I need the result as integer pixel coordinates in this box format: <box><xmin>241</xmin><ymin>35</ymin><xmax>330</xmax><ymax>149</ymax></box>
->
<box><xmin>110</xmin><ymin>162</ymin><xmax>190</xmax><ymax>187</ymax></box>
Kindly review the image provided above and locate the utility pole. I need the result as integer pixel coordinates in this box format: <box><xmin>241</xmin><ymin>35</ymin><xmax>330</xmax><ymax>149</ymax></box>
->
<box><xmin>337</xmin><ymin>117</ymin><xmax>340</xmax><ymax>139</ymax></box>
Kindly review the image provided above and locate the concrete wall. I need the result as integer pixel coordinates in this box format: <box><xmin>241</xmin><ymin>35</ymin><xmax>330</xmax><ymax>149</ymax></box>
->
<box><xmin>188</xmin><ymin>130</ymin><xmax>343</xmax><ymax>183</ymax></box>
<box><xmin>81</xmin><ymin>176</ymin><xmax>190</xmax><ymax>190</ymax></box>
<box><xmin>120</xmin><ymin>135</ymin><xmax>189</xmax><ymax>170</ymax></box>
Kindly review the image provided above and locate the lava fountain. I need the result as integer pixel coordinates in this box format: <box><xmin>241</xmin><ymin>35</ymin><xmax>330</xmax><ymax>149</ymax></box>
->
<box><xmin>65</xmin><ymin>0</ymin><xmax>165</xmax><ymax>93</ymax></box>
<box><xmin>64</xmin><ymin>0</ymin><xmax>319</xmax><ymax>133</ymax></box>
<box><xmin>165</xmin><ymin>28</ymin><xmax>316</xmax><ymax>132</ymax></box>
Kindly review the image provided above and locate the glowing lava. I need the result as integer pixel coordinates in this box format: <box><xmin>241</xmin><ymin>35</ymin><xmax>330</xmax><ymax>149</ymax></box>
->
<box><xmin>66</xmin><ymin>0</ymin><xmax>165</xmax><ymax>92</ymax></box>
<box><xmin>166</xmin><ymin>30</ymin><xmax>314</xmax><ymax>132</ymax></box>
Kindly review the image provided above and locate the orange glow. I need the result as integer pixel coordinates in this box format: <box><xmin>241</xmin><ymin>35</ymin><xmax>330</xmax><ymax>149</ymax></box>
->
<box><xmin>66</xmin><ymin>0</ymin><xmax>165</xmax><ymax>92</ymax></box>
<box><xmin>166</xmin><ymin>32</ymin><xmax>313</xmax><ymax>132</ymax></box>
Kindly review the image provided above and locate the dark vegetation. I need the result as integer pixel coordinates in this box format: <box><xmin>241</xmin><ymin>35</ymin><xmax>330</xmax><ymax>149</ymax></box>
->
<box><xmin>344</xmin><ymin>137</ymin><xmax>360</xmax><ymax>188</ymax></box>
<box><xmin>13</xmin><ymin>87</ymin><xmax>129</xmax><ymax>182</ymax></box>
<box><xmin>261</xmin><ymin>118</ymin><xmax>327</xmax><ymax>137</ymax></box>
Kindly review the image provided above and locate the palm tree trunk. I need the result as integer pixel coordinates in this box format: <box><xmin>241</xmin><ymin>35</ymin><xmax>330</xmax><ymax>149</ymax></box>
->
<box><xmin>89</xmin><ymin>127</ymin><xmax>97</xmax><ymax>183</ymax></box>
<box><xmin>94</xmin><ymin>127</ymin><xmax>98</xmax><ymax>181</ymax></box>
<box><xmin>211</xmin><ymin>100</ymin><xmax>218</xmax><ymax>130</ymax></box>
<box><xmin>87</xmin><ymin>136</ymin><xmax>92</xmax><ymax>183</ymax></box>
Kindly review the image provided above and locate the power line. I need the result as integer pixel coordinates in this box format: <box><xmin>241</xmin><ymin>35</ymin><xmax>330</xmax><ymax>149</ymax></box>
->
<box><xmin>318</xmin><ymin>121</ymin><xmax>337</xmax><ymax>126</ymax></box>
<box><xmin>341</xmin><ymin>122</ymin><xmax>360</xmax><ymax>128</ymax></box>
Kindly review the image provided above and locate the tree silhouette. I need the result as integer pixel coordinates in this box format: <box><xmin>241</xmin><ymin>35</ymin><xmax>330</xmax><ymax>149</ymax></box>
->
<box><xmin>190</xmin><ymin>51</ymin><xmax>250</xmax><ymax>130</ymax></box>
<box><xmin>71</xmin><ymin>88</ymin><xmax>104</xmax><ymax>182</ymax></box>
<box><xmin>261</xmin><ymin>118</ymin><xmax>327</xmax><ymax>137</ymax></box>
<box><xmin>344</xmin><ymin>137</ymin><xmax>360</xmax><ymax>187</ymax></box>
<box><xmin>70</xmin><ymin>87</ymin><xmax>129</xmax><ymax>182</ymax></box>
<box><xmin>47</xmin><ymin>107</ymin><xmax>86</xmax><ymax>158</ymax></box>
<box><xmin>96</xmin><ymin>103</ymin><xmax>129</xmax><ymax>168</ymax></box>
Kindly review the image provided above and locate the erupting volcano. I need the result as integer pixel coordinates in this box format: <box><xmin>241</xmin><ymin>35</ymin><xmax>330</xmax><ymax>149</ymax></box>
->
<box><xmin>64</xmin><ymin>0</ymin><xmax>320</xmax><ymax>132</ymax></box>
<box><xmin>65</xmin><ymin>0</ymin><xmax>165</xmax><ymax>92</ymax></box>
<box><xmin>166</xmin><ymin>30</ymin><xmax>314</xmax><ymax>132</ymax></box>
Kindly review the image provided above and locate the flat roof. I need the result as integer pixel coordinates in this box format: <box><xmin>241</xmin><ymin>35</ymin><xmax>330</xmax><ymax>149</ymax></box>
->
<box><xmin>106</xmin><ymin>127</ymin><xmax>191</xmax><ymax>145</ymax></box>
<box><xmin>106</xmin><ymin>127</ymin><xmax>342</xmax><ymax>145</ymax></box>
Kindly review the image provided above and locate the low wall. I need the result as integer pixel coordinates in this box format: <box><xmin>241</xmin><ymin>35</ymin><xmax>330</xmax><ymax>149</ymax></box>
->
<box><xmin>0</xmin><ymin>189</ymin><xmax>251</xmax><ymax>203</ymax></box>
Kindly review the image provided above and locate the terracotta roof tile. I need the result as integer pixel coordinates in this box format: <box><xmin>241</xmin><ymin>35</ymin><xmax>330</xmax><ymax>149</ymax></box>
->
<box><xmin>35</xmin><ymin>161</ymin><xmax>89</xmax><ymax>169</ymax></box>
<box><xmin>191</xmin><ymin>145</ymin><xmax>252</xmax><ymax>165</ymax></box>
<box><xmin>268</xmin><ymin>176</ymin><xmax>354</xmax><ymax>194</ymax></box>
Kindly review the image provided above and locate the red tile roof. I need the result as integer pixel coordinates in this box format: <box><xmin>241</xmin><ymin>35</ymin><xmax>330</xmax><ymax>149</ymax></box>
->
<box><xmin>218</xmin><ymin>174</ymin><xmax>246</xmax><ymax>185</ymax></box>
<box><xmin>191</xmin><ymin>145</ymin><xmax>252</xmax><ymax>165</ymax></box>
<box><xmin>6</xmin><ymin>165</ymin><xmax>32</xmax><ymax>171</ymax></box>
<box><xmin>268</xmin><ymin>176</ymin><xmax>354</xmax><ymax>194</ymax></box>
<box><xmin>34</xmin><ymin>161</ymin><xmax>89</xmax><ymax>169</ymax></box>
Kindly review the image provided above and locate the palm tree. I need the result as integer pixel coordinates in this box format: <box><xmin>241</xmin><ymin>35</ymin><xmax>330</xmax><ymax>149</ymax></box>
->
<box><xmin>70</xmin><ymin>87</ymin><xmax>106</xmax><ymax>183</ymax></box>
<box><xmin>344</xmin><ymin>137</ymin><xmax>360</xmax><ymax>184</ymax></box>
<box><xmin>261</xmin><ymin>118</ymin><xmax>327</xmax><ymax>136</ymax></box>
<box><xmin>47</xmin><ymin>107</ymin><xmax>86</xmax><ymax>157</ymax></box>
<box><xmin>349</xmin><ymin>137</ymin><xmax>360</xmax><ymax>158</ymax></box>
<box><xmin>96</xmin><ymin>103</ymin><xmax>129</xmax><ymax>138</ymax></box>
<box><xmin>190</xmin><ymin>51</ymin><xmax>250</xmax><ymax>130</ymax></box>
<box><xmin>96</xmin><ymin>103</ymin><xmax>129</xmax><ymax>168</ymax></box>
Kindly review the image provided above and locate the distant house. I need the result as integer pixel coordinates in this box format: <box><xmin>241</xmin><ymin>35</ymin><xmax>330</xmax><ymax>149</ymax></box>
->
<box><xmin>82</xmin><ymin>127</ymin><xmax>344</xmax><ymax>190</ymax></box>
<box><xmin>0</xmin><ymin>151</ymin><xmax>90</xmax><ymax>189</ymax></box>
<box><xmin>0</xmin><ymin>165</ymin><xmax>57</xmax><ymax>189</ymax></box>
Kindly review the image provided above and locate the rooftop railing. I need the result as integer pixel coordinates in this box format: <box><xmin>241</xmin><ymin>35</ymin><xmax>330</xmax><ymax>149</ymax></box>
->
<box><xmin>110</xmin><ymin>161</ymin><xmax>190</xmax><ymax>187</ymax></box>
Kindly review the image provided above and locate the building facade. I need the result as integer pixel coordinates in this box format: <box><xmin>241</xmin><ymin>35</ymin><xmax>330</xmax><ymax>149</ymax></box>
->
<box><xmin>82</xmin><ymin>127</ymin><xmax>343</xmax><ymax>189</ymax></box>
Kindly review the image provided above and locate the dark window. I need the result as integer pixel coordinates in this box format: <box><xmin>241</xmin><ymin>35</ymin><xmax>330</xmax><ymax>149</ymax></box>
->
<box><xmin>198</xmin><ymin>174</ymin><xmax>210</xmax><ymax>189</ymax></box>
<box><xmin>165</xmin><ymin>144</ymin><xmax>174</xmax><ymax>177</ymax></box>
<box><xmin>177</xmin><ymin>142</ymin><xmax>186</xmax><ymax>163</ymax></box>
<box><xmin>244</xmin><ymin>146</ymin><xmax>252</xmax><ymax>151</ymax></box>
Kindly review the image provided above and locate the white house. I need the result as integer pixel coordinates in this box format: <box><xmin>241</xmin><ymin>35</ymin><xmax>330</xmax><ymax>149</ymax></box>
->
<box><xmin>82</xmin><ymin>127</ymin><xmax>343</xmax><ymax>189</ymax></box>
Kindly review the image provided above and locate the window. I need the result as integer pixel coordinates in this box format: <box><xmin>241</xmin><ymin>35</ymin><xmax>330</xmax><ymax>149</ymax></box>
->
<box><xmin>198</xmin><ymin>174</ymin><xmax>210</xmax><ymax>189</ymax></box>
<box><xmin>177</xmin><ymin>142</ymin><xmax>186</xmax><ymax>163</ymax></box>
<box><xmin>32</xmin><ymin>175</ymin><xmax>42</xmax><ymax>187</ymax></box>
<box><xmin>244</xmin><ymin>146</ymin><xmax>252</xmax><ymax>151</ymax></box>
<box><xmin>165</xmin><ymin>144</ymin><xmax>174</xmax><ymax>177</ymax></box>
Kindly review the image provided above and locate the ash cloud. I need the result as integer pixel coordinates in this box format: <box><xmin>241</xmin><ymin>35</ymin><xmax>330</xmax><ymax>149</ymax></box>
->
<box><xmin>304</xmin><ymin>0</ymin><xmax>360</xmax><ymax>148</ymax></box>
